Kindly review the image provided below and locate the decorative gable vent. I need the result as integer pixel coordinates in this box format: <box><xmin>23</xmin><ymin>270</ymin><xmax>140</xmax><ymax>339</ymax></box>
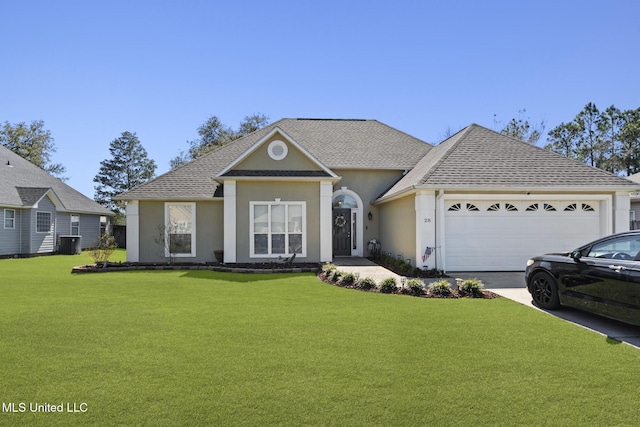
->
<box><xmin>268</xmin><ymin>140</ymin><xmax>288</xmax><ymax>161</ymax></box>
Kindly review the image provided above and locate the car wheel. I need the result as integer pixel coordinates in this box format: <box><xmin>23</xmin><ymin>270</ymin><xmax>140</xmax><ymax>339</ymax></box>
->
<box><xmin>529</xmin><ymin>271</ymin><xmax>560</xmax><ymax>310</ymax></box>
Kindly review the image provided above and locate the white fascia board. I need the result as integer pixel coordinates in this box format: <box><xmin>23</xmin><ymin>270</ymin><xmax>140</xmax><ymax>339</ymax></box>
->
<box><xmin>215</xmin><ymin>126</ymin><xmax>338</xmax><ymax>179</ymax></box>
<box><xmin>215</xmin><ymin>176</ymin><xmax>341</xmax><ymax>184</ymax></box>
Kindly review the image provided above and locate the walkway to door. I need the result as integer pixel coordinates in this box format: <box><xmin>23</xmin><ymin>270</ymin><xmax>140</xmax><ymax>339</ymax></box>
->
<box><xmin>332</xmin><ymin>257</ymin><xmax>403</xmax><ymax>284</ymax></box>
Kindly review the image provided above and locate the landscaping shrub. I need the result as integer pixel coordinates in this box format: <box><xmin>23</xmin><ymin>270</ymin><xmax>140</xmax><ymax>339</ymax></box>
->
<box><xmin>340</xmin><ymin>272</ymin><xmax>357</xmax><ymax>287</ymax></box>
<box><xmin>88</xmin><ymin>233</ymin><xmax>118</xmax><ymax>266</ymax></box>
<box><xmin>379</xmin><ymin>277</ymin><xmax>398</xmax><ymax>294</ymax></box>
<box><xmin>329</xmin><ymin>269</ymin><xmax>342</xmax><ymax>284</ymax></box>
<box><xmin>357</xmin><ymin>277</ymin><xmax>377</xmax><ymax>291</ymax></box>
<box><xmin>405</xmin><ymin>278</ymin><xmax>425</xmax><ymax>296</ymax></box>
<box><xmin>321</xmin><ymin>263</ymin><xmax>336</xmax><ymax>276</ymax></box>
<box><xmin>429</xmin><ymin>279</ymin><xmax>452</xmax><ymax>297</ymax></box>
<box><xmin>460</xmin><ymin>278</ymin><xmax>484</xmax><ymax>297</ymax></box>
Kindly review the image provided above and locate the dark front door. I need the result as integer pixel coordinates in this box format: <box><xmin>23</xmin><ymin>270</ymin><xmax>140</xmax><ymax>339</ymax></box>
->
<box><xmin>333</xmin><ymin>208</ymin><xmax>351</xmax><ymax>256</ymax></box>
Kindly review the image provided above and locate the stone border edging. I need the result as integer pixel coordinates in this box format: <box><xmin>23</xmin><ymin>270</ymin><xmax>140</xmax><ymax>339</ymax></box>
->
<box><xmin>71</xmin><ymin>265</ymin><xmax>319</xmax><ymax>274</ymax></box>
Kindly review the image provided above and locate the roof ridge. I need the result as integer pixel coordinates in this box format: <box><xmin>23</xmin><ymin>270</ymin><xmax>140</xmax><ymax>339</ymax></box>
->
<box><xmin>417</xmin><ymin>124</ymin><xmax>475</xmax><ymax>184</ymax></box>
<box><xmin>373</xmin><ymin>120</ymin><xmax>432</xmax><ymax>146</ymax></box>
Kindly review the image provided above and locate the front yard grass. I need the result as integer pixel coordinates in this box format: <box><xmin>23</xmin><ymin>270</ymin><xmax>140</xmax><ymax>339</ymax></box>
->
<box><xmin>1</xmin><ymin>251</ymin><xmax>639</xmax><ymax>426</ymax></box>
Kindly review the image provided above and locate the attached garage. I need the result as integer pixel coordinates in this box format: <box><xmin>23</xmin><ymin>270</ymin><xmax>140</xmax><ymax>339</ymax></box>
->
<box><xmin>443</xmin><ymin>197</ymin><xmax>607</xmax><ymax>271</ymax></box>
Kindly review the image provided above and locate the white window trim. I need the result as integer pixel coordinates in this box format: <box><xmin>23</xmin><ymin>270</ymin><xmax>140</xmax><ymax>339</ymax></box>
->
<box><xmin>36</xmin><ymin>211</ymin><xmax>52</xmax><ymax>234</ymax></box>
<box><xmin>164</xmin><ymin>202</ymin><xmax>196</xmax><ymax>258</ymax></box>
<box><xmin>71</xmin><ymin>214</ymin><xmax>80</xmax><ymax>235</ymax></box>
<box><xmin>4</xmin><ymin>209</ymin><xmax>15</xmax><ymax>229</ymax></box>
<box><xmin>249</xmin><ymin>201</ymin><xmax>306</xmax><ymax>258</ymax></box>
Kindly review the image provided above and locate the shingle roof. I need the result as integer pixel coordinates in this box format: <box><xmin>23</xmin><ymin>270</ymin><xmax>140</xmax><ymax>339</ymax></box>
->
<box><xmin>0</xmin><ymin>144</ymin><xmax>113</xmax><ymax>215</ymax></box>
<box><xmin>380</xmin><ymin>124</ymin><xmax>639</xmax><ymax>200</ymax></box>
<box><xmin>116</xmin><ymin>119</ymin><xmax>432</xmax><ymax>200</ymax></box>
<box><xmin>15</xmin><ymin>187</ymin><xmax>51</xmax><ymax>206</ymax></box>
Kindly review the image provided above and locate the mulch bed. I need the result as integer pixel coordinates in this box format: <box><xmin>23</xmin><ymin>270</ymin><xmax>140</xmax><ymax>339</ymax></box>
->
<box><xmin>72</xmin><ymin>262</ymin><xmax>321</xmax><ymax>274</ymax></box>
<box><xmin>318</xmin><ymin>272</ymin><xmax>500</xmax><ymax>299</ymax></box>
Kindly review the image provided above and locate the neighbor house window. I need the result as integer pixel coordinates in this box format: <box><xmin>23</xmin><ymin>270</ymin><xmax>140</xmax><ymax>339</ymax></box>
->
<box><xmin>4</xmin><ymin>209</ymin><xmax>15</xmax><ymax>229</ymax></box>
<box><xmin>71</xmin><ymin>215</ymin><xmax>80</xmax><ymax>235</ymax></box>
<box><xmin>100</xmin><ymin>216</ymin><xmax>108</xmax><ymax>235</ymax></box>
<box><xmin>164</xmin><ymin>203</ymin><xmax>196</xmax><ymax>257</ymax></box>
<box><xmin>36</xmin><ymin>212</ymin><xmax>52</xmax><ymax>233</ymax></box>
<box><xmin>250</xmin><ymin>202</ymin><xmax>305</xmax><ymax>257</ymax></box>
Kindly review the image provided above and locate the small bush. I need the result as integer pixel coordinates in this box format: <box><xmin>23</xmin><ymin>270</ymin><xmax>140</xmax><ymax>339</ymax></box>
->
<box><xmin>357</xmin><ymin>277</ymin><xmax>377</xmax><ymax>291</ymax></box>
<box><xmin>329</xmin><ymin>269</ymin><xmax>342</xmax><ymax>284</ymax></box>
<box><xmin>405</xmin><ymin>278</ymin><xmax>425</xmax><ymax>296</ymax></box>
<box><xmin>88</xmin><ymin>234</ymin><xmax>118</xmax><ymax>266</ymax></box>
<box><xmin>460</xmin><ymin>278</ymin><xmax>484</xmax><ymax>297</ymax></box>
<box><xmin>321</xmin><ymin>263</ymin><xmax>336</xmax><ymax>275</ymax></box>
<box><xmin>340</xmin><ymin>272</ymin><xmax>357</xmax><ymax>287</ymax></box>
<box><xmin>429</xmin><ymin>279</ymin><xmax>452</xmax><ymax>296</ymax></box>
<box><xmin>379</xmin><ymin>277</ymin><xmax>398</xmax><ymax>294</ymax></box>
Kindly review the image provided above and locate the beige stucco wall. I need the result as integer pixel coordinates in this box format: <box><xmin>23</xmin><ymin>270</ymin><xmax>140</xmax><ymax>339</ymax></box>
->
<box><xmin>379</xmin><ymin>194</ymin><xmax>416</xmax><ymax>266</ymax></box>
<box><xmin>332</xmin><ymin>169</ymin><xmax>405</xmax><ymax>256</ymax></box>
<box><xmin>138</xmin><ymin>200</ymin><xmax>224</xmax><ymax>263</ymax></box>
<box><xmin>235</xmin><ymin>181</ymin><xmax>321</xmax><ymax>262</ymax></box>
<box><xmin>235</xmin><ymin>136</ymin><xmax>322</xmax><ymax>171</ymax></box>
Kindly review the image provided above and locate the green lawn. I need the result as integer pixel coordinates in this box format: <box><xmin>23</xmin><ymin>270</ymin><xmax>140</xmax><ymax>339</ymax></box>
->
<box><xmin>1</xmin><ymin>251</ymin><xmax>639</xmax><ymax>426</ymax></box>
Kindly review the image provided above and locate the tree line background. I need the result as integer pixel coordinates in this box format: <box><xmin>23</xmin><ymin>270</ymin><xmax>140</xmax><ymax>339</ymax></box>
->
<box><xmin>2</xmin><ymin>105</ymin><xmax>640</xmax><ymax>223</ymax></box>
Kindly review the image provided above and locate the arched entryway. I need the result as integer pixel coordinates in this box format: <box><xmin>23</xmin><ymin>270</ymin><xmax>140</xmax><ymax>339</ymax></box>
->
<box><xmin>332</xmin><ymin>188</ymin><xmax>364</xmax><ymax>257</ymax></box>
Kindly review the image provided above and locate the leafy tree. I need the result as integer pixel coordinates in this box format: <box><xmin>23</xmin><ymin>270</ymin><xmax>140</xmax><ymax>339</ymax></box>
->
<box><xmin>546</xmin><ymin>103</ymin><xmax>640</xmax><ymax>175</ymax></box>
<box><xmin>170</xmin><ymin>113</ymin><xmax>270</xmax><ymax>168</ymax></box>
<box><xmin>94</xmin><ymin>131</ymin><xmax>157</xmax><ymax>221</ymax></box>
<box><xmin>573</xmin><ymin>102</ymin><xmax>602</xmax><ymax>168</ymax></box>
<box><xmin>0</xmin><ymin>120</ymin><xmax>66</xmax><ymax>179</ymax></box>
<box><xmin>545</xmin><ymin>121</ymin><xmax>580</xmax><ymax>159</ymax></box>
<box><xmin>618</xmin><ymin>108</ymin><xmax>640</xmax><ymax>175</ymax></box>
<box><xmin>499</xmin><ymin>109</ymin><xmax>545</xmax><ymax>145</ymax></box>
<box><xmin>597</xmin><ymin>105</ymin><xmax>624</xmax><ymax>173</ymax></box>
<box><xmin>236</xmin><ymin>113</ymin><xmax>270</xmax><ymax>138</ymax></box>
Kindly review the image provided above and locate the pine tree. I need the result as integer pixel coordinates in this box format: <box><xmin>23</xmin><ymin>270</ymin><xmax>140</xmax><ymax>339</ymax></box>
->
<box><xmin>94</xmin><ymin>131</ymin><xmax>156</xmax><ymax>218</ymax></box>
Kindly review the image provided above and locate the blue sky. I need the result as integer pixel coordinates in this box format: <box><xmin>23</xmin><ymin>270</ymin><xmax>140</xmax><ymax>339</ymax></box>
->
<box><xmin>2</xmin><ymin>0</ymin><xmax>639</xmax><ymax>198</ymax></box>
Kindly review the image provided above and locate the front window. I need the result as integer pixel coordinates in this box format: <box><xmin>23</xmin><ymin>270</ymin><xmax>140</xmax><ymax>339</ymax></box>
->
<box><xmin>4</xmin><ymin>209</ymin><xmax>15</xmax><ymax>229</ymax></box>
<box><xmin>165</xmin><ymin>203</ymin><xmax>196</xmax><ymax>257</ymax></box>
<box><xmin>36</xmin><ymin>212</ymin><xmax>52</xmax><ymax>233</ymax></box>
<box><xmin>250</xmin><ymin>202</ymin><xmax>305</xmax><ymax>257</ymax></box>
<box><xmin>71</xmin><ymin>215</ymin><xmax>80</xmax><ymax>235</ymax></box>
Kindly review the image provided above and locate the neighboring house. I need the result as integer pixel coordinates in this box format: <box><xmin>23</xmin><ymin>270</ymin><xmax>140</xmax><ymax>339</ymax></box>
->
<box><xmin>626</xmin><ymin>172</ymin><xmax>640</xmax><ymax>229</ymax></box>
<box><xmin>0</xmin><ymin>144</ymin><xmax>114</xmax><ymax>257</ymax></box>
<box><xmin>114</xmin><ymin>119</ymin><xmax>639</xmax><ymax>272</ymax></box>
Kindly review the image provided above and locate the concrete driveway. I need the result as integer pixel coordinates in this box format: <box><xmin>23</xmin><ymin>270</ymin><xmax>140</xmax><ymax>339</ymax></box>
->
<box><xmin>451</xmin><ymin>271</ymin><xmax>640</xmax><ymax>350</ymax></box>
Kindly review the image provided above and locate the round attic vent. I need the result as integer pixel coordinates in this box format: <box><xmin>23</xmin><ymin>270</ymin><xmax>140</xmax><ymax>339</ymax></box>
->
<box><xmin>268</xmin><ymin>140</ymin><xmax>288</xmax><ymax>161</ymax></box>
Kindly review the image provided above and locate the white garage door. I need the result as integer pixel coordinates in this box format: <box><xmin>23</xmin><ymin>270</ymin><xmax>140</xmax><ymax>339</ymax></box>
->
<box><xmin>444</xmin><ymin>200</ymin><xmax>603</xmax><ymax>271</ymax></box>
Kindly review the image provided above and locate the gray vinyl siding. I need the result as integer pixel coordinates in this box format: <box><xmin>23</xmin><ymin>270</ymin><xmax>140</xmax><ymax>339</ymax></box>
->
<box><xmin>79</xmin><ymin>215</ymin><xmax>101</xmax><ymax>248</ymax></box>
<box><xmin>32</xmin><ymin>196</ymin><xmax>56</xmax><ymax>253</ymax></box>
<box><xmin>57</xmin><ymin>212</ymin><xmax>71</xmax><ymax>236</ymax></box>
<box><xmin>1</xmin><ymin>208</ymin><xmax>22</xmax><ymax>256</ymax></box>
<box><xmin>21</xmin><ymin>209</ymin><xmax>31</xmax><ymax>253</ymax></box>
<box><xmin>56</xmin><ymin>213</ymin><xmax>102</xmax><ymax>249</ymax></box>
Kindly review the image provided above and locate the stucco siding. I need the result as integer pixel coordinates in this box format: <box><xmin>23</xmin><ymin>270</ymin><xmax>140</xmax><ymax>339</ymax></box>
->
<box><xmin>137</xmin><ymin>200</ymin><xmax>223</xmax><ymax>263</ymax></box>
<box><xmin>235</xmin><ymin>135</ymin><xmax>323</xmax><ymax>172</ymax></box>
<box><xmin>332</xmin><ymin>169</ymin><xmax>405</xmax><ymax>256</ymax></box>
<box><xmin>235</xmin><ymin>181</ymin><xmax>321</xmax><ymax>262</ymax></box>
<box><xmin>379</xmin><ymin>194</ymin><xmax>416</xmax><ymax>265</ymax></box>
